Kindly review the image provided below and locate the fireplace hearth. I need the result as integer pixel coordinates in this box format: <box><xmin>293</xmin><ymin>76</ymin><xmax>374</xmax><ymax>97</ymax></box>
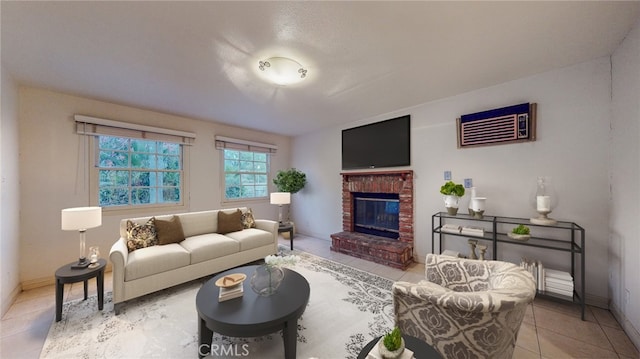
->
<box><xmin>331</xmin><ymin>170</ymin><xmax>414</xmax><ymax>270</ymax></box>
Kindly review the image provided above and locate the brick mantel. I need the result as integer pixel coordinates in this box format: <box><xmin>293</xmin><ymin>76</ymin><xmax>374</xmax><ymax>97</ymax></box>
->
<box><xmin>340</xmin><ymin>170</ymin><xmax>414</xmax><ymax>243</ymax></box>
<box><xmin>331</xmin><ymin>170</ymin><xmax>414</xmax><ymax>269</ymax></box>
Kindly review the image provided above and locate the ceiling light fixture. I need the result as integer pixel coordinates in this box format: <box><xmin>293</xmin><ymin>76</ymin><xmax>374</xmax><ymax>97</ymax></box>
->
<box><xmin>258</xmin><ymin>57</ymin><xmax>308</xmax><ymax>86</ymax></box>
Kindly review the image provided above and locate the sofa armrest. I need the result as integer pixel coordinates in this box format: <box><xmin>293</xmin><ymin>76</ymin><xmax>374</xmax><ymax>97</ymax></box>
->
<box><xmin>254</xmin><ymin>219</ymin><xmax>278</xmax><ymax>238</ymax></box>
<box><xmin>109</xmin><ymin>237</ymin><xmax>128</xmax><ymax>304</ymax></box>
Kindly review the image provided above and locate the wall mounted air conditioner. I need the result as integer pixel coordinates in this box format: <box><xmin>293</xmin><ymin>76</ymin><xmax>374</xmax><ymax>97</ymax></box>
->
<box><xmin>457</xmin><ymin>103</ymin><xmax>537</xmax><ymax>148</ymax></box>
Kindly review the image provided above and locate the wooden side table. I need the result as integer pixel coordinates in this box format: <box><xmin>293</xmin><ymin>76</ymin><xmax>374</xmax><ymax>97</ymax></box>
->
<box><xmin>55</xmin><ymin>258</ymin><xmax>106</xmax><ymax>322</ymax></box>
<box><xmin>278</xmin><ymin>223</ymin><xmax>295</xmax><ymax>250</ymax></box>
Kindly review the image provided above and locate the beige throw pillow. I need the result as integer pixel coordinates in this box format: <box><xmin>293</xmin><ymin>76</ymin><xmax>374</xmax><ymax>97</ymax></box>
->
<box><xmin>155</xmin><ymin>215</ymin><xmax>185</xmax><ymax>245</ymax></box>
<box><xmin>218</xmin><ymin>209</ymin><xmax>244</xmax><ymax>234</ymax></box>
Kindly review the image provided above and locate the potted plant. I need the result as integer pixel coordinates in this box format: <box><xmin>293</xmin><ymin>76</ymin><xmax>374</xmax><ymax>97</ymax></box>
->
<box><xmin>508</xmin><ymin>224</ymin><xmax>531</xmax><ymax>241</ymax></box>
<box><xmin>440</xmin><ymin>181</ymin><xmax>465</xmax><ymax>215</ymax></box>
<box><xmin>273</xmin><ymin>168</ymin><xmax>307</xmax><ymax>193</ymax></box>
<box><xmin>377</xmin><ymin>327</ymin><xmax>405</xmax><ymax>359</ymax></box>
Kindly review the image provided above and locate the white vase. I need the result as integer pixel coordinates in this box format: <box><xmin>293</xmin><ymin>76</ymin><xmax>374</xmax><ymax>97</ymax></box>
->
<box><xmin>443</xmin><ymin>195</ymin><xmax>460</xmax><ymax>215</ymax></box>
<box><xmin>377</xmin><ymin>337</ymin><xmax>405</xmax><ymax>359</ymax></box>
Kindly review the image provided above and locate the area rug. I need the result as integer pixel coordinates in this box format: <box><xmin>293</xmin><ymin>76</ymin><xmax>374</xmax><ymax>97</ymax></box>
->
<box><xmin>40</xmin><ymin>247</ymin><xmax>395</xmax><ymax>358</ymax></box>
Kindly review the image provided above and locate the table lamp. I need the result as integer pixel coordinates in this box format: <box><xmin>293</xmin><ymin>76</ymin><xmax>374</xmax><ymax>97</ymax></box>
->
<box><xmin>270</xmin><ymin>192</ymin><xmax>291</xmax><ymax>224</ymax></box>
<box><xmin>61</xmin><ymin>206</ymin><xmax>102</xmax><ymax>269</ymax></box>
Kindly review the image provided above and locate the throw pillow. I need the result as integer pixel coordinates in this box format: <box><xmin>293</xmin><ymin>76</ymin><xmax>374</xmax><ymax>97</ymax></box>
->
<box><xmin>126</xmin><ymin>218</ymin><xmax>158</xmax><ymax>252</ymax></box>
<box><xmin>241</xmin><ymin>208</ymin><xmax>256</xmax><ymax>229</ymax></box>
<box><xmin>218</xmin><ymin>209</ymin><xmax>243</xmax><ymax>234</ymax></box>
<box><xmin>155</xmin><ymin>215</ymin><xmax>185</xmax><ymax>245</ymax></box>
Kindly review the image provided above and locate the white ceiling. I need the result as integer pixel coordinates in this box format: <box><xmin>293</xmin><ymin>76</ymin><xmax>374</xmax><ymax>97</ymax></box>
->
<box><xmin>2</xmin><ymin>1</ymin><xmax>639</xmax><ymax>136</ymax></box>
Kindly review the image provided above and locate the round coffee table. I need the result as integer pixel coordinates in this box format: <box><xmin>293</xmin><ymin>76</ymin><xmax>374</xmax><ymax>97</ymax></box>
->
<box><xmin>196</xmin><ymin>265</ymin><xmax>310</xmax><ymax>359</ymax></box>
<box><xmin>357</xmin><ymin>334</ymin><xmax>442</xmax><ymax>359</ymax></box>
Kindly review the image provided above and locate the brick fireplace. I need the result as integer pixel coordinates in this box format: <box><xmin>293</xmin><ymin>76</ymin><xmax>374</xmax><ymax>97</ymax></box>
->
<box><xmin>330</xmin><ymin>170</ymin><xmax>414</xmax><ymax>269</ymax></box>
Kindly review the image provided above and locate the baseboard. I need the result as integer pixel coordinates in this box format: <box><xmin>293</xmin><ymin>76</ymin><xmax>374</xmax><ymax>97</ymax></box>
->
<box><xmin>21</xmin><ymin>263</ymin><xmax>113</xmax><ymax>291</ymax></box>
<box><xmin>585</xmin><ymin>293</ymin><xmax>609</xmax><ymax>309</ymax></box>
<box><xmin>1</xmin><ymin>283</ymin><xmax>22</xmax><ymax>318</ymax></box>
<box><xmin>610</xmin><ymin>302</ymin><xmax>640</xmax><ymax>352</ymax></box>
<box><xmin>21</xmin><ymin>276</ymin><xmax>55</xmax><ymax>291</ymax></box>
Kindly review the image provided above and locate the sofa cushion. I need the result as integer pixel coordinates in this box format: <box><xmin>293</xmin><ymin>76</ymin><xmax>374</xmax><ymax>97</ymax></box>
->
<box><xmin>126</xmin><ymin>218</ymin><xmax>158</xmax><ymax>252</ymax></box>
<box><xmin>180</xmin><ymin>233</ymin><xmax>241</xmax><ymax>264</ymax></box>
<box><xmin>241</xmin><ymin>208</ymin><xmax>256</xmax><ymax>229</ymax></box>
<box><xmin>218</xmin><ymin>209</ymin><xmax>243</xmax><ymax>234</ymax></box>
<box><xmin>155</xmin><ymin>215</ymin><xmax>185</xmax><ymax>245</ymax></box>
<box><xmin>125</xmin><ymin>243</ymin><xmax>190</xmax><ymax>281</ymax></box>
<box><xmin>224</xmin><ymin>228</ymin><xmax>274</xmax><ymax>251</ymax></box>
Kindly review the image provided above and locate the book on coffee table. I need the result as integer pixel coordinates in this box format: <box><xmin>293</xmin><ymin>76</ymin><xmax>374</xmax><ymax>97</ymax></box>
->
<box><xmin>218</xmin><ymin>283</ymin><xmax>243</xmax><ymax>302</ymax></box>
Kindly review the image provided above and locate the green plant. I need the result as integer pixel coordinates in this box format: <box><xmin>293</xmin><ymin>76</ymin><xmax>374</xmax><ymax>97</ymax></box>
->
<box><xmin>440</xmin><ymin>181</ymin><xmax>465</xmax><ymax>197</ymax></box>
<box><xmin>383</xmin><ymin>327</ymin><xmax>402</xmax><ymax>351</ymax></box>
<box><xmin>512</xmin><ymin>224</ymin><xmax>530</xmax><ymax>235</ymax></box>
<box><xmin>273</xmin><ymin>168</ymin><xmax>307</xmax><ymax>193</ymax></box>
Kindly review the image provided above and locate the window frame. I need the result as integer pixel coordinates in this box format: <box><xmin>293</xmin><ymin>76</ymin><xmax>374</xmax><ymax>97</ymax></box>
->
<box><xmin>221</xmin><ymin>148</ymin><xmax>270</xmax><ymax>203</ymax></box>
<box><xmin>89</xmin><ymin>135</ymin><xmax>190</xmax><ymax>213</ymax></box>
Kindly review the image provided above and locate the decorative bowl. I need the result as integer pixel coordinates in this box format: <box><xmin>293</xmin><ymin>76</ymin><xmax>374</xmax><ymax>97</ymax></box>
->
<box><xmin>215</xmin><ymin>273</ymin><xmax>247</xmax><ymax>288</ymax></box>
<box><xmin>507</xmin><ymin>232</ymin><xmax>531</xmax><ymax>241</ymax></box>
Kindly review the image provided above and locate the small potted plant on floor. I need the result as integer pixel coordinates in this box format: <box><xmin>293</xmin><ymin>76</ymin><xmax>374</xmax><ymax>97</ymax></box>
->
<box><xmin>440</xmin><ymin>181</ymin><xmax>465</xmax><ymax>215</ymax></box>
<box><xmin>508</xmin><ymin>224</ymin><xmax>531</xmax><ymax>241</ymax></box>
<box><xmin>378</xmin><ymin>327</ymin><xmax>405</xmax><ymax>359</ymax></box>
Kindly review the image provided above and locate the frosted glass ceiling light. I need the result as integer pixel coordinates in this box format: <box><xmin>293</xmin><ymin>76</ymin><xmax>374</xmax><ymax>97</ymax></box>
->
<box><xmin>258</xmin><ymin>57</ymin><xmax>307</xmax><ymax>85</ymax></box>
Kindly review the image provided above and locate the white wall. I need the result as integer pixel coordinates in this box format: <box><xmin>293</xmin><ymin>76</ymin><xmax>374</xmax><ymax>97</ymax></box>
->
<box><xmin>18</xmin><ymin>87</ymin><xmax>291</xmax><ymax>287</ymax></box>
<box><xmin>0</xmin><ymin>66</ymin><xmax>21</xmax><ymax>316</ymax></box>
<box><xmin>292</xmin><ymin>57</ymin><xmax>612</xmax><ymax>306</ymax></box>
<box><xmin>611</xmin><ymin>17</ymin><xmax>640</xmax><ymax>348</ymax></box>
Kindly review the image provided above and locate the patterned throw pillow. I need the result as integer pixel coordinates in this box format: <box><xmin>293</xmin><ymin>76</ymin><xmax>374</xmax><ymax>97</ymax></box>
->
<box><xmin>241</xmin><ymin>208</ymin><xmax>256</xmax><ymax>229</ymax></box>
<box><xmin>126</xmin><ymin>218</ymin><xmax>158</xmax><ymax>252</ymax></box>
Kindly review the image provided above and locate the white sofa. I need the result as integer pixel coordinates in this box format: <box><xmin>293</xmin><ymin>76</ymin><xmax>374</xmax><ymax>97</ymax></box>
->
<box><xmin>109</xmin><ymin>208</ymin><xmax>278</xmax><ymax>313</ymax></box>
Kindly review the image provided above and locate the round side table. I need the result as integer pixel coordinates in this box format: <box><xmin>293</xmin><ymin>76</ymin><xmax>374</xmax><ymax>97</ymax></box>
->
<box><xmin>55</xmin><ymin>258</ymin><xmax>106</xmax><ymax>322</ymax></box>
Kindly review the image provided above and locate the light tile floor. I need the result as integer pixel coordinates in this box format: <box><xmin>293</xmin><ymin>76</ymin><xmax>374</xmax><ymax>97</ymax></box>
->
<box><xmin>1</xmin><ymin>234</ymin><xmax>637</xmax><ymax>358</ymax></box>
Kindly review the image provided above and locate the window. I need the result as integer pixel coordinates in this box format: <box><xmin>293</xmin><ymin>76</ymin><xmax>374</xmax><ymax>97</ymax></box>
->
<box><xmin>97</xmin><ymin>135</ymin><xmax>183</xmax><ymax>207</ymax></box>
<box><xmin>223</xmin><ymin>149</ymin><xmax>269</xmax><ymax>200</ymax></box>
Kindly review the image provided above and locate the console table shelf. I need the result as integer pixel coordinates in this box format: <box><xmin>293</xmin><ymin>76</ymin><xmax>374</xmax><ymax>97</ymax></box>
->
<box><xmin>431</xmin><ymin>211</ymin><xmax>586</xmax><ymax>320</ymax></box>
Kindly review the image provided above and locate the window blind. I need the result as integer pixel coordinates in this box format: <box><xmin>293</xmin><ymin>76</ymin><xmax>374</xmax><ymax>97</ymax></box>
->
<box><xmin>74</xmin><ymin>115</ymin><xmax>196</xmax><ymax>145</ymax></box>
<box><xmin>214</xmin><ymin>135</ymin><xmax>277</xmax><ymax>154</ymax></box>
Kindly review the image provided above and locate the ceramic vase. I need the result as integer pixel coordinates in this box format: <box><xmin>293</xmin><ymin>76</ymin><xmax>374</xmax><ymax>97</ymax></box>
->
<box><xmin>377</xmin><ymin>337</ymin><xmax>405</xmax><ymax>359</ymax></box>
<box><xmin>443</xmin><ymin>195</ymin><xmax>460</xmax><ymax>215</ymax></box>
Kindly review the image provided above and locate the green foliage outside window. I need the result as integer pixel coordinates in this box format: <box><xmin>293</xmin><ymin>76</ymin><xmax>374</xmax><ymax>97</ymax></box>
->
<box><xmin>224</xmin><ymin>149</ymin><xmax>269</xmax><ymax>200</ymax></box>
<box><xmin>97</xmin><ymin>136</ymin><xmax>182</xmax><ymax>207</ymax></box>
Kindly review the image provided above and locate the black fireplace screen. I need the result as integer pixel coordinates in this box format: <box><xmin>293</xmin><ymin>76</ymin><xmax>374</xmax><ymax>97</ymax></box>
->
<box><xmin>353</xmin><ymin>193</ymin><xmax>400</xmax><ymax>239</ymax></box>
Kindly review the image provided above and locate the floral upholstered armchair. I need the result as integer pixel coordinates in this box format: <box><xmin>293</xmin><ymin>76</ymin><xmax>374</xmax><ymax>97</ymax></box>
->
<box><xmin>393</xmin><ymin>254</ymin><xmax>536</xmax><ymax>359</ymax></box>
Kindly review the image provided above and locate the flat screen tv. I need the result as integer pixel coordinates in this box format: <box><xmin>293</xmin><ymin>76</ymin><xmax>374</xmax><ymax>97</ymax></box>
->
<box><xmin>342</xmin><ymin>115</ymin><xmax>410</xmax><ymax>170</ymax></box>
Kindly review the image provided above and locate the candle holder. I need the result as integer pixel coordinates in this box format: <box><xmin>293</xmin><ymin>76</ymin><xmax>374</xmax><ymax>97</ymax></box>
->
<box><xmin>530</xmin><ymin>176</ymin><xmax>558</xmax><ymax>225</ymax></box>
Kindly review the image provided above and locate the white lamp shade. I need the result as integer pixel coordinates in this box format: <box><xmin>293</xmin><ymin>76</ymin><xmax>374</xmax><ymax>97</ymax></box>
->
<box><xmin>270</xmin><ymin>192</ymin><xmax>291</xmax><ymax>205</ymax></box>
<box><xmin>61</xmin><ymin>207</ymin><xmax>102</xmax><ymax>231</ymax></box>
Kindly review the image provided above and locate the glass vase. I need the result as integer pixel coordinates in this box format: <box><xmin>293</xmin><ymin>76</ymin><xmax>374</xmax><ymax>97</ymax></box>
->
<box><xmin>250</xmin><ymin>264</ymin><xmax>284</xmax><ymax>296</ymax></box>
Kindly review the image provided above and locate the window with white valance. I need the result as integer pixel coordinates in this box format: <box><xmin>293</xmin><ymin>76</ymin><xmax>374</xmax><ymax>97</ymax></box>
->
<box><xmin>215</xmin><ymin>136</ymin><xmax>276</xmax><ymax>201</ymax></box>
<box><xmin>74</xmin><ymin>115</ymin><xmax>194</xmax><ymax>210</ymax></box>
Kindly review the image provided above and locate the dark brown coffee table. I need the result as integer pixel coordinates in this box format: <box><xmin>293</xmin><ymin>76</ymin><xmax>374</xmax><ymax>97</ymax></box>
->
<box><xmin>196</xmin><ymin>265</ymin><xmax>310</xmax><ymax>359</ymax></box>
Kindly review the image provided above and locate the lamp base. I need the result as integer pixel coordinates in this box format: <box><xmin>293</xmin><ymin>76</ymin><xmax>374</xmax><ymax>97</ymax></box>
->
<box><xmin>71</xmin><ymin>258</ymin><xmax>90</xmax><ymax>270</ymax></box>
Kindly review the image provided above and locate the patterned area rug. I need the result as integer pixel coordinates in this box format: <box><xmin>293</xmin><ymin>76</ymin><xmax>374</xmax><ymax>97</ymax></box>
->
<box><xmin>40</xmin><ymin>247</ymin><xmax>395</xmax><ymax>358</ymax></box>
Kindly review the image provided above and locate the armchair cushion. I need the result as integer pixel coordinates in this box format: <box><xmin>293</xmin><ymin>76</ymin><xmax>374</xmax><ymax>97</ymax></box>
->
<box><xmin>394</xmin><ymin>254</ymin><xmax>536</xmax><ymax>359</ymax></box>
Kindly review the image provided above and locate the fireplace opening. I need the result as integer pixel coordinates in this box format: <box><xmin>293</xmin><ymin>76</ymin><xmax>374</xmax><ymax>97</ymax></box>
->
<box><xmin>353</xmin><ymin>192</ymin><xmax>399</xmax><ymax>239</ymax></box>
